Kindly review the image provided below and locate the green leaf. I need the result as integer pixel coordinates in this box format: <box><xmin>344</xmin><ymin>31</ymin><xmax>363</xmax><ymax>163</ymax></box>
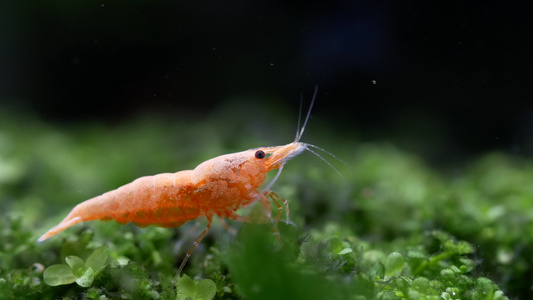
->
<box><xmin>385</xmin><ymin>252</ymin><xmax>405</xmax><ymax>277</ymax></box>
<box><xmin>411</xmin><ymin>277</ymin><xmax>430</xmax><ymax>293</ymax></box>
<box><xmin>75</xmin><ymin>267</ymin><xmax>95</xmax><ymax>288</ymax></box>
<box><xmin>368</xmin><ymin>262</ymin><xmax>385</xmax><ymax>280</ymax></box>
<box><xmin>195</xmin><ymin>279</ymin><xmax>216</xmax><ymax>300</ymax></box>
<box><xmin>440</xmin><ymin>268</ymin><xmax>455</xmax><ymax>280</ymax></box>
<box><xmin>456</xmin><ymin>241</ymin><xmax>474</xmax><ymax>255</ymax></box>
<box><xmin>65</xmin><ymin>255</ymin><xmax>86</xmax><ymax>277</ymax></box>
<box><xmin>43</xmin><ymin>264</ymin><xmax>76</xmax><ymax>286</ymax></box>
<box><xmin>176</xmin><ymin>274</ymin><xmax>197</xmax><ymax>300</ymax></box>
<box><xmin>175</xmin><ymin>274</ymin><xmax>216</xmax><ymax>300</ymax></box>
<box><xmin>85</xmin><ymin>246</ymin><xmax>109</xmax><ymax>274</ymax></box>
<box><xmin>337</xmin><ymin>248</ymin><xmax>353</xmax><ymax>255</ymax></box>
<box><xmin>329</xmin><ymin>236</ymin><xmax>343</xmax><ymax>253</ymax></box>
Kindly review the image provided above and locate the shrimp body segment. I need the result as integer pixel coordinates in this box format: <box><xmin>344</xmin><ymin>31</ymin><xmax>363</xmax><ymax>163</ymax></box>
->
<box><xmin>38</xmin><ymin>141</ymin><xmax>307</xmax><ymax>242</ymax></box>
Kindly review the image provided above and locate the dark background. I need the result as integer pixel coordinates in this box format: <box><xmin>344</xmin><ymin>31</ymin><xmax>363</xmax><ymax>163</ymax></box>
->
<box><xmin>1</xmin><ymin>1</ymin><xmax>532</xmax><ymax>164</ymax></box>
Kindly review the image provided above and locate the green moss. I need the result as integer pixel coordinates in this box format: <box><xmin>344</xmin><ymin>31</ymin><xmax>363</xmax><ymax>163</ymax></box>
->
<box><xmin>0</xmin><ymin>108</ymin><xmax>524</xmax><ymax>299</ymax></box>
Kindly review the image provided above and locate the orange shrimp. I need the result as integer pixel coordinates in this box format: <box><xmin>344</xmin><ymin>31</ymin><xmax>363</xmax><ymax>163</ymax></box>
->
<box><xmin>38</xmin><ymin>87</ymin><xmax>335</xmax><ymax>284</ymax></box>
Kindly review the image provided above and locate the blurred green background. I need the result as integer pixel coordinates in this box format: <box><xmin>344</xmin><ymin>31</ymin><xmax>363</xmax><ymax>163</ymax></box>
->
<box><xmin>1</xmin><ymin>1</ymin><xmax>532</xmax><ymax>299</ymax></box>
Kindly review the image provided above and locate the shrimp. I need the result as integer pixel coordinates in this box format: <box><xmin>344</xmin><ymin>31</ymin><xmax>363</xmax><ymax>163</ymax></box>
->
<box><xmin>38</xmin><ymin>86</ymin><xmax>334</xmax><ymax>284</ymax></box>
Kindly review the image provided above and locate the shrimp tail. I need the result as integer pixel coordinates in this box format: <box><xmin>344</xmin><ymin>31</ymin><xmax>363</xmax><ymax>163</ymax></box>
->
<box><xmin>37</xmin><ymin>182</ymin><xmax>132</xmax><ymax>242</ymax></box>
<box><xmin>38</xmin><ymin>215</ymin><xmax>84</xmax><ymax>242</ymax></box>
<box><xmin>38</xmin><ymin>199</ymin><xmax>103</xmax><ymax>242</ymax></box>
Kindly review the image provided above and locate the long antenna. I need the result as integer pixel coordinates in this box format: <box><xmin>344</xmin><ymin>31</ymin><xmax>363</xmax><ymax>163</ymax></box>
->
<box><xmin>305</xmin><ymin>147</ymin><xmax>345</xmax><ymax>181</ymax></box>
<box><xmin>294</xmin><ymin>93</ymin><xmax>303</xmax><ymax>142</ymax></box>
<box><xmin>307</xmin><ymin>143</ymin><xmax>347</xmax><ymax>166</ymax></box>
<box><xmin>295</xmin><ymin>85</ymin><xmax>319</xmax><ymax>142</ymax></box>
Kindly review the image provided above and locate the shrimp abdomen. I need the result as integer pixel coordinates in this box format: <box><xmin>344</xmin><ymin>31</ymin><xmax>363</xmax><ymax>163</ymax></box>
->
<box><xmin>38</xmin><ymin>171</ymin><xmax>199</xmax><ymax>241</ymax></box>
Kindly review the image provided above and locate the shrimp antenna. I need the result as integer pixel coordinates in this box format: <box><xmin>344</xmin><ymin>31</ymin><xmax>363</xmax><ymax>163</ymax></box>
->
<box><xmin>305</xmin><ymin>147</ymin><xmax>345</xmax><ymax>181</ymax></box>
<box><xmin>307</xmin><ymin>143</ymin><xmax>347</xmax><ymax>166</ymax></box>
<box><xmin>295</xmin><ymin>85</ymin><xmax>319</xmax><ymax>142</ymax></box>
<box><xmin>295</xmin><ymin>93</ymin><xmax>303</xmax><ymax>142</ymax></box>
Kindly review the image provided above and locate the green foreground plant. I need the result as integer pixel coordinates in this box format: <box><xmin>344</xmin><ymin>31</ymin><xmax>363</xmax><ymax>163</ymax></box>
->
<box><xmin>0</xmin><ymin>108</ymin><xmax>528</xmax><ymax>298</ymax></box>
<box><xmin>43</xmin><ymin>246</ymin><xmax>109</xmax><ymax>287</ymax></box>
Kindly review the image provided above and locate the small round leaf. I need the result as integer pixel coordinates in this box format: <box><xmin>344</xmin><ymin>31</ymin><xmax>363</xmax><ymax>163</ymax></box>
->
<box><xmin>385</xmin><ymin>252</ymin><xmax>405</xmax><ymax>277</ymax></box>
<box><xmin>75</xmin><ymin>267</ymin><xmax>95</xmax><ymax>288</ymax></box>
<box><xmin>65</xmin><ymin>256</ymin><xmax>86</xmax><ymax>277</ymax></box>
<box><xmin>43</xmin><ymin>264</ymin><xmax>76</xmax><ymax>286</ymax></box>
<box><xmin>195</xmin><ymin>279</ymin><xmax>217</xmax><ymax>300</ymax></box>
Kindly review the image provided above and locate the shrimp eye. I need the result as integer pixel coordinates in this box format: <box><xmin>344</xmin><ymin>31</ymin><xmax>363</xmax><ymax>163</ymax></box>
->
<box><xmin>255</xmin><ymin>150</ymin><xmax>266</xmax><ymax>159</ymax></box>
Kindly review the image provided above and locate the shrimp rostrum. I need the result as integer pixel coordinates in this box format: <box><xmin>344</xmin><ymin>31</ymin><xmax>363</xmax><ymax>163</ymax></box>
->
<box><xmin>38</xmin><ymin>87</ymin><xmax>335</xmax><ymax>283</ymax></box>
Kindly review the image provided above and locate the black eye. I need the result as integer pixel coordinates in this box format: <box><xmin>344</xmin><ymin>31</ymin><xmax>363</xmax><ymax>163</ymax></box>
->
<box><xmin>255</xmin><ymin>150</ymin><xmax>266</xmax><ymax>159</ymax></box>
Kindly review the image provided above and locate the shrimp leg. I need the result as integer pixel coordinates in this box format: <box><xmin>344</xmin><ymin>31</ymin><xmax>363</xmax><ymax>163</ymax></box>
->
<box><xmin>266</xmin><ymin>191</ymin><xmax>291</xmax><ymax>226</ymax></box>
<box><xmin>172</xmin><ymin>215</ymin><xmax>213</xmax><ymax>286</ymax></box>
<box><xmin>229</xmin><ymin>191</ymin><xmax>291</xmax><ymax>244</ymax></box>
